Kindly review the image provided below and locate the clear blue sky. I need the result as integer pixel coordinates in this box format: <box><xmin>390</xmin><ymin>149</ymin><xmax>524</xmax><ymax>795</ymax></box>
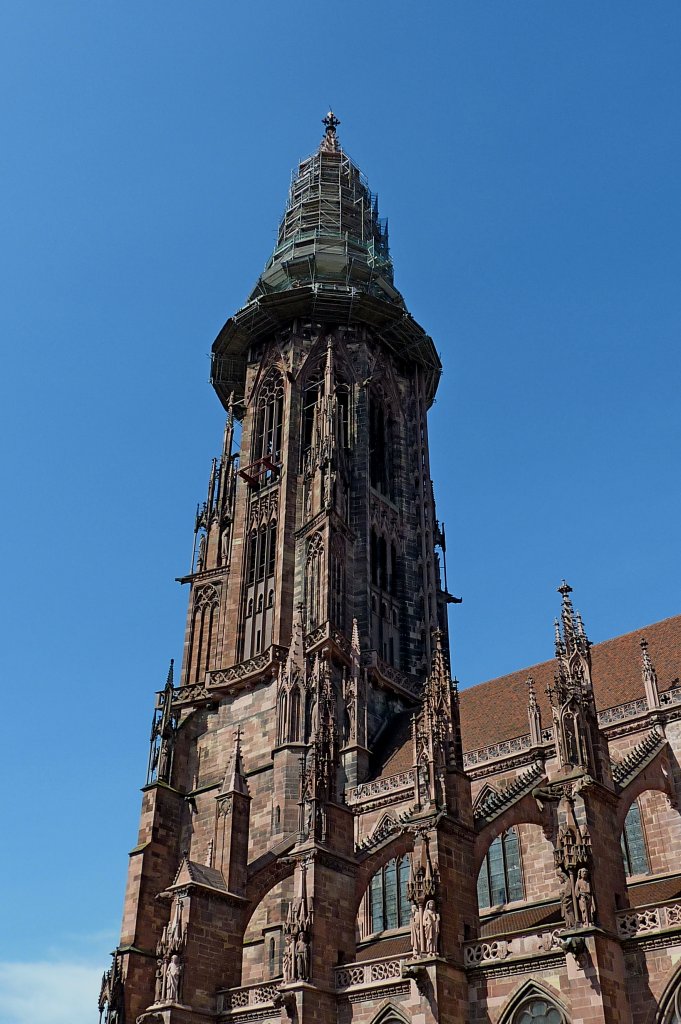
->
<box><xmin>1</xmin><ymin>3</ymin><xmax>680</xmax><ymax>1022</ymax></box>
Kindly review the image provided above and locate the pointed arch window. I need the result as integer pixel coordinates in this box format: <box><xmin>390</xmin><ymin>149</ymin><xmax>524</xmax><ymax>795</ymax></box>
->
<box><xmin>305</xmin><ymin>532</ymin><xmax>324</xmax><ymax>631</ymax></box>
<box><xmin>661</xmin><ymin>979</ymin><xmax>681</xmax><ymax>1023</ymax></box>
<box><xmin>621</xmin><ymin>799</ymin><xmax>649</xmax><ymax>877</ymax></box>
<box><xmin>277</xmin><ymin>690</ymin><xmax>288</xmax><ymax>745</ymax></box>
<box><xmin>189</xmin><ymin>583</ymin><xmax>220</xmax><ymax>682</ymax></box>
<box><xmin>253</xmin><ymin>370</ymin><xmax>284</xmax><ymax>469</ymax></box>
<box><xmin>289</xmin><ymin>687</ymin><xmax>302</xmax><ymax>743</ymax></box>
<box><xmin>301</xmin><ymin>359</ymin><xmax>325</xmax><ymax>467</ymax></box>
<box><xmin>513</xmin><ymin>999</ymin><xmax>566</xmax><ymax>1024</ymax></box>
<box><xmin>368</xmin><ymin>856</ymin><xmax>412</xmax><ymax>934</ymax></box>
<box><xmin>477</xmin><ymin>829</ymin><xmax>524</xmax><ymax>910</ymax></box>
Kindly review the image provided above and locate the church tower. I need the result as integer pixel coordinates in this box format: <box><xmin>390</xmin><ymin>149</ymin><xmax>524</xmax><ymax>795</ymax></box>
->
<box><xmin>100</xmin><ymin>114</ymin><xmax>473</xmax><ymax>1024</ymax></box>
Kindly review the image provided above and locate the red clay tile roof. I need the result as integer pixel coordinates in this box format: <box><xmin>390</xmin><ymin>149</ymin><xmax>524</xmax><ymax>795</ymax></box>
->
<box><xmin>479</xmin><ymin>901</ymin><xmax>561</xmax><ymax>938</ymax></box>
<box><xmin>354</xmin><ymin>933</ymin><xmax>411</xmax><ymax>961</ymax></box>
<box><xmin>627</xmin><ymin>872</ymin><xmax>681</xmax><ymax>908</ymax></box>
<box><xmin>459</xmin><ymin>614</ymin><xmax>681</xmax><ymax>754</ymax></box>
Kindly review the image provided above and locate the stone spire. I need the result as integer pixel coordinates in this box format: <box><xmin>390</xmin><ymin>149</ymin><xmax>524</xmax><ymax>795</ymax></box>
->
<box><xmin>558</xmin><ymin>580</ymin><xmax>576</xmax><ymax>653</ymax></box>
<box><xmin>640</xmin><ymin>636</ymin><xmax>661</xmax><ymax>710</ymax></box>
<box><xmin>527</xmin><ymin>675</ymin><xmax>543</xmax><ymax>747</ymax></box>
<box><xmin>414</xmin><ymin>629</ymin><xmax>462</xmax><ymax>808</ymax></box>
<box><xmin>220</xmin><ymin>727</ymin><xmax>248</xmax><ymax>797</ymax></box>
<box><xmin>548</xmin><ymin>584</ymin><xmax>608</xmax><ymax>782</ymax></box>
<box><xmin>147</xmin><ymin>659</ymin><xmax>178</xmax><ymax>785</ymax></box>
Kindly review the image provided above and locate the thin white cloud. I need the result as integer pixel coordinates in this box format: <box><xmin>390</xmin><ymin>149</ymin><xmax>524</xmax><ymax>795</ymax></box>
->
<box><xmin>0</xmin><ymin>961</ymin><xmax>101</xmax><ymax>1024</ymax></box>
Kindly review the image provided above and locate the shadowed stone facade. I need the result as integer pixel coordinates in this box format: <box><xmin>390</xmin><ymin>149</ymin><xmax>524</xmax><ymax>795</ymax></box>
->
<box><xmin>99</xmin><ymin>116</ymin><xmax>681</xmax><ymax>1024</ymax></box>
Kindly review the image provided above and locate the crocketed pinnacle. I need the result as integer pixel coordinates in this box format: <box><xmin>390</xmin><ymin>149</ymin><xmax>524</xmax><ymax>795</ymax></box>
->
<box><xmin>558</xmin><ymin>580</ymin><xmax>576</xmax><ymax>653</ymax></box>
<box><xmin>221</xmin><ymin>727</ymin><xmax>248</xmax><ymax>796</ymax></box>
<box><xmin>429</xmin><ymin>628</ymin><xmax>450</xmax><ymax>685</ymax></box>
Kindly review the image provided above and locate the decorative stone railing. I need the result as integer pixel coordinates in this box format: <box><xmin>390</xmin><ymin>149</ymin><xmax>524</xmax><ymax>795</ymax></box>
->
<box><xmin>364</xmin><ymin>651</ymin><xmax>422</xmax><ymax>696</ymax></box>
<box><xmin>616</xmin><ymin>903</ymin><xmax>681</xmax><ymax>939</ymax></box>
<box><xmin>216</xmin><ymin>981</ymin><xmax>281</xmax><ymax>1013</ymax></box>
<box><xmin>335</xmin><ymin>954</ymin><xmax>405</xmax><ymax>991</ymax></box>
<box><xmin>464</xmin><ymin>927</ymin><xmax>564</xmax><ymax>968</ymax></box>
<box><xmin>305</xmin><ymin>621</ymin><xmax>352</xmax><ymax>657</ymax></box>
<box><xmin>208</xmin><ymin>645</ymin><xmax>287</xmax><ymax>690</ymax></box>
<box><xmin>464</xmin><ymin>689</ymin><xmax>681</xmax><ymax>769</ymax></box>
<box><xmin>346</xmin><ymin>770</ymin><xmax>415</xmax><ymax>807</ymax></box>
<box><xmin>464</xmin><ymin>734</ymin><xmax>534</xmax><ymax>768</ymax></box>
<box><xmin>167</xmin><ymin>682</ymin><xmax>210</xmax><ymax>707</ymax></box>
<box><xmin>598</xmin><ymin>698</ymin><xmax>650</xmax><ymax>727</ymax></box>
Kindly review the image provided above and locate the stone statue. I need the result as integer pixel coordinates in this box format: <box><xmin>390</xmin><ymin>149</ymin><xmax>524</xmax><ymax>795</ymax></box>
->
<box><xmin>196</xmin><ymin>533</ymin><xmax>207</xmax><ymax>572</ymax></box>
<box><xmin>557</xmin><ymin>869</ymin><xmax>576</xmax><ymax>929</ymax></box>
<box><xmin>154</xmin><ymin>959</ymin><xmax>164</xmax><ymax>1003</ymax></box>
<box><xmin>282</xmin><ymin>936</ymin><xmax>293</xmax><ymax>983</ymax></box>
<box><xmin>575</xmin><ymin>868</ymin><xmax>596</xmax><ymax>926</ymax></box>
<box><xmin>423</xmin><ymin>900</ymin><xmax>440</xmax><ymax>954</ymax></box>
<box><xmin>165</xmin><ymin>954</ymin><xmax>182</xmax><ymax>1002</ymax></box>
<box><xmin>410</xmin><ymin>903</ymin><xmax>421</xmax><ymax>956</ymax></box>
<box><xmin>157</xmin><ymin>739</ymin><xmax>171</xmax><ymax>782</ymax></box>
<box><xmin>220</xmin><ymin>528</ymin><xmax>230</xmax><ymax>565</ymax></box>
<box><xmin>294</xmin><ymin>932</ymin><xmax>309</xmax><ymax>981</ymax></box>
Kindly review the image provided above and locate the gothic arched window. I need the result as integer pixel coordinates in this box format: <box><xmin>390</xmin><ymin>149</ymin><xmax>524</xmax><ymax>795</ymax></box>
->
<box><xmin>621</xmin><ymin>800</ymin><xmax>649</xmax><ymax>877</ymax></box>
<box><xmin>253</xmin><ymin>370</ymin><xmax>284</xmax><ymax>469</ymax></box>
<box><xmin>290</xmin><ymin>687</ymin><xmax>302</xmax><ymax>743</ymax></box>
<box><xmin>369</xmin><ymin>857</ymin><xmax>411</xmax><ymax>933</ymax></box>
<box><xmin>301</xmin><ymin>360</ymin><xmax>325</xmax><ymax>466</ymax></box>
<box><xmin>477</xmin><ymin>829</ymin><xmax>524</xmax><ymax>910</ymax></box>
<box><xmin>189</xmin><ymin>584</ymin><xmax>220</xmax><ymax>682</ymax></box>
<box><xmin>661</xmin><ymin>979</ymin><xmax>681</xmax><ymax>1023</ymax></box>
<box><xmin>331</xmin><ymin>536</ymin><xmax>346</xmax><ymax>630</ymax></box>
<box><xmin>277</xmin><ymin>690</ymin><xmax>288</xmax><ymax>745</ymax></box>
<box><xmin>305</xmin><ymin>532</ymin><xmax>324</xmax><ymax>631</ymax></box>
<box><xmin>513</xmin><ymin>999</ymin><xmax>566</xmax><ymax>1024</ymax></box>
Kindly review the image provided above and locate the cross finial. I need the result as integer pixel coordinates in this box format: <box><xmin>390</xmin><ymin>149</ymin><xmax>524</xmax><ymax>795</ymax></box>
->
<box><xmin>320</xmin><ymin>109</ymin><xmax>341</xmax><ymax>152</ymax></box>
<box><xmin>322</xmin><ymin>109</ymin><xmax>340</xmax><ymax>136</ymax></box>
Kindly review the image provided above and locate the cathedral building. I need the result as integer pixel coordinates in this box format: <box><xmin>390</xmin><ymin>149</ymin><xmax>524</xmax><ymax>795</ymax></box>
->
<box><xmin>99</xmin><ymin>115</ymin><xmax>681</xmax><ymax>1024</ymax></box>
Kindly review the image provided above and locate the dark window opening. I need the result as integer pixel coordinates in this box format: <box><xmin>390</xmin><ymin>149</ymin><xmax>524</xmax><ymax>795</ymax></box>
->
<box><xmin>477</xmin><ymin>830</ymin><xmax>524</xmax><ymax>909</ymax></box>
<box><xmin>369</xmin><ymin>857</ymin><xmax>411</xmax><ymax>933</ymax></box>
<box><xmin>621</xmin><ymin>801</ymin><xmax>650</xmax><ymax>877</ymax></box>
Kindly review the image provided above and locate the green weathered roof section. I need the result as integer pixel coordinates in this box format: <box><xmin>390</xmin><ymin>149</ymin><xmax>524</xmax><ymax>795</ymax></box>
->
<box><xmin>210</xmin><ymin>140</ymin><xmax>442</xmax><ymax>413</ymax></box>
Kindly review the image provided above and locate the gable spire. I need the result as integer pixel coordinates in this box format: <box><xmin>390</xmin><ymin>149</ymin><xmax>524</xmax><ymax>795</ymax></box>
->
<box><xmin>221</xmin><ymin>727</ymin><xmax>248</xmax><ymax>797</ymax></box>
<box><xmin>640</xmin><ymin>636</ymin><xmax>661</xmax><ymax>710</ymax></box>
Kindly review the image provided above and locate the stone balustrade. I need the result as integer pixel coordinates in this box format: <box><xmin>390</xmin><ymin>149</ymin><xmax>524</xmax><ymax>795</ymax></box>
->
<box><xmin>464</xmin><ymin>926</ymin><xmax>564</xmax><ymax>968</ymax></box>
<box><xmin>617</xmin><ymin>902</ymin><xmax>681</xmax><ymax>939</ymax></box>
<box><xmin>216</xmin><ymin>981</ymin><xmax>281</xmax><ymax>1013</ymax></box>
<box><xmin>345</xmin><ymin>769</ymin><xmax>415</xmax><ymax>806</ymax></box>
<box><xmin>335</xmin><ymin>954</ymin><xmax>405</xmax><ymax>991</ymax></box>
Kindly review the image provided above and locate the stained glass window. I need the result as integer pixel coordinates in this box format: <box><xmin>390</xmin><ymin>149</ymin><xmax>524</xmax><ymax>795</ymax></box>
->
<box><xmin>515</xmin><ymin>998</ymin><xmax>564</xmax><ymax>1024</ymax></box>
<box><xmin>368</xmin><ymin>857</ymin><xmax>413</xmax><ymax>934</ymax></box>
<box><xmin>477</xmin><ymin>829</ymin><xmax>524</xmax><ymax>910</ymax></box>
<box><xmin>621</xmin><ymin>800</ymin><xmax>649</xmax><ymax>877</ymax></box>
